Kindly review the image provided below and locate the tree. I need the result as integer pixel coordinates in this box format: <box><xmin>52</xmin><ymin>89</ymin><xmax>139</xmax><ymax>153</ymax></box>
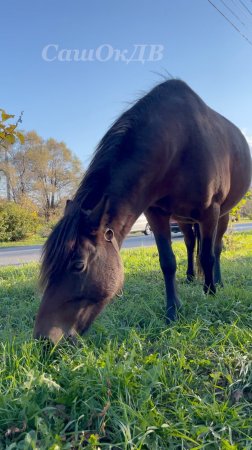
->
<box><xmin>9</xmin><ymin>131</ymin><xmax>43</xmax><ymax>202</ymax></box>
<box><xmin>28</xmin><ymin>137</ymin><xmax>83</xmax><ymax>219</ymax></box>
<box><xmin>0</xmin><ymin>109</ymin><xmax>24</xmax><ymax>200</ymax></box>
<box><xmin>1</xmin><ymin>129</ymin><xmax>83</xmax><ymax>219</ymax></box>
<box><xmin>1</xmin><ymin>110</ymin><xmax>83</xmax><ymax>221</ymax></box>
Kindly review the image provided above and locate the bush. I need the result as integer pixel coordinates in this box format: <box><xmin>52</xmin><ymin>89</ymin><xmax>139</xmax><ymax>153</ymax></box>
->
<box><xmin>230</xmin><ymin>190</ymin><xmax>252</xmax><ymax>222</ymax></box>
<box><xmin>0</xmin><ymin>201</ymin><xmax>40</xmax><ymax>242</ymax></box>
<box><xmin>38</xmin><ymin>217</ymin><xmax>61</xmax><ymax>238</ymax></box>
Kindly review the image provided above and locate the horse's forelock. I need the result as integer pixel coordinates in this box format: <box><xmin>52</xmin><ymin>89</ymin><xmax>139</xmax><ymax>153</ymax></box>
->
<box><xmin>39</xmin><ymin>209</ymin><xmax>82</xmax><ymax>291</ymax></box>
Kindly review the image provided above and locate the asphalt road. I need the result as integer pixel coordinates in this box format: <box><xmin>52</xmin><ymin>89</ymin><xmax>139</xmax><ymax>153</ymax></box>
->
<box><xmin>0</xmin><ymin>222</ymin><xmax>251</xmax><ymax>267</ymax></box>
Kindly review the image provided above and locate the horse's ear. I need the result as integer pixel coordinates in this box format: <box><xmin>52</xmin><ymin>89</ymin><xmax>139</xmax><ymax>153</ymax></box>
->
<box><xmin>64</xmin><ymin>199</ymin><xmax>73</xmax><ymax>215</ymax></box>
<box><xmin>64</xmin><ymin>200</ymin><xmax>76</xmax><ymax>216</ymax></box>
<box><xmin>82</xmin><ymin>195</ymin><xmax>109</xmax><ymax>232</ymax></box>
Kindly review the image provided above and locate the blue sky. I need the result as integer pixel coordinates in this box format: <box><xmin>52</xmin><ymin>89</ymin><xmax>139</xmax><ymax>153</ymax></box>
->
<box><xmin>1</xmin><ymin>0</ymin><xmax>252</xmax><ymax>166</ymax></box>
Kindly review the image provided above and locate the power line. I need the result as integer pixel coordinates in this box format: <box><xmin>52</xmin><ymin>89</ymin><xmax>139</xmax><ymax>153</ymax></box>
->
<box><xmin>238</xmin><ymin>0</ymin><xmax>252</xmax><ymax>15</ymax></box>
<box><xmin>230</xmin><ymin>0</ymin><xmax>252</xmax><ymax>28</ymax></box>
<box><xmin>219</xmin><ymin>0</ymin><xmax>246</xmax><ymax>25</ymax></box>
<box><xmin>207</xmin><ymin>0</ymin><xmax>252</xmax><ymax>46</ymax></box>
<box><xmin>232</xmin><ymin>0</ymin><xmax>252</xmax><ymax>21</ymax></box>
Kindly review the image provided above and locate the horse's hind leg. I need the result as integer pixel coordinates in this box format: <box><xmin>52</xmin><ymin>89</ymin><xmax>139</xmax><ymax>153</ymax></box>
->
<box><xmin>146</xmin><ymin>208</ymin><xmax>181</xmax><ymax>322</ymax></box>
<box><xmin>214</xmin><ymin>213</ymin><xmax>229</xmax><ymax>286</ymax></box>
<box><xmin>178</xmin><ymin>222</ymin><xmax>196</xmax><ymax>282</ymax></box>
<box><xmin>199</xmin><ymin>204</ymin><xmax>220</xmax><ymax>294</ymax></box>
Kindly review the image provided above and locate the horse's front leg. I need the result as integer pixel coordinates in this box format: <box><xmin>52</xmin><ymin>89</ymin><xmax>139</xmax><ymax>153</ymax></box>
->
<box><xmin>146</xmin><ymin>208</ymin><xmax>181</xmax><ymax>322</ymax></box>
<box><xmin>200</xmin><ymin>205</ymin><xmax>220</xmax><ymax>294</ymax></box>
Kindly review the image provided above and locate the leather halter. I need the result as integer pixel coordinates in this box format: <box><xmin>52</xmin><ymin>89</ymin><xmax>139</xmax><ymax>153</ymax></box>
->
<box><xmin>104</xmin><ymin>228</ymin><xmax>123</xmax><ymax>297</ymax></box>
<box><xmin>104</xmin><ymin>228</ymin><xmax>119</xmax><ymax>252</ymax></box>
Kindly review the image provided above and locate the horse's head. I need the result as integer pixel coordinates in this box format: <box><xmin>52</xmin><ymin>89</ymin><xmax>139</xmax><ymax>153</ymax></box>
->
<box><xmin>34</xmin><ymin>197</ymin><xmax>124</xmax><ymax>343</ymax></box>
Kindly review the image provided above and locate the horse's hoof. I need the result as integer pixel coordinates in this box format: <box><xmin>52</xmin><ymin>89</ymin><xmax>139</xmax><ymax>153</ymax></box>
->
<box><xmin>185</xmin><ymin>277</ymin><xmax>195</xmax><ymax>284</ymax></box>
<box><xmin>203</xmin><ymin>285</ymin><xmax>216</xmax><ymax>295</ymax></box>
<box><xmin>181</xmin><ymin>278</ymin><xmax>194</xmax><ymax>285</ymax></box>
<box><xmin>166</xmin><ymin>315</ymin><xmax>177</xmax><ymax>324</ymax></box>
<box><xmin>166</xmin><ymin>303</ymin><xmax>181</xmax><ymax>323</ymax></box>
<box><xmin>185</xmin><ymin>276</ymin><xmax>195</xmax><ymax>284</ymax></box>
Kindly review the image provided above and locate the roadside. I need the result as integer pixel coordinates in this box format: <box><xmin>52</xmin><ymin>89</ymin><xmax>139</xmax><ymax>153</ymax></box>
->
<box><xmin>0</xmin><ymin>235</ymin><xmax>45</xmax><ymax>248</ymax></box>
<box><xmin>0</xmin><ymin>224</ymin><xmax>251</xmax><ymax>267</ymax></box>
<box><xmin>0</xmin><ymin>221</ymin><xmax>251</xmax><ymax>249</ymax></box>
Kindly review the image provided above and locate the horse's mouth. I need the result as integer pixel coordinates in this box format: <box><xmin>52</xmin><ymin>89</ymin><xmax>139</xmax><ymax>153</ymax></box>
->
<box><xmin>34</xmin><ymin>293</ymin><xmax>107</xmax><ymax>344</ymax></box>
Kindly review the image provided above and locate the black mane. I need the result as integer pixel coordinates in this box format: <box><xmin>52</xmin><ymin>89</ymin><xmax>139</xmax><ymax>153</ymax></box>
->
<box><xmin>39</xmin><ymin>207</ymin><xmax>82</xmax><ymax>290</ymax></box>
<box><xmin>73</xmin><ymin>110</ymin><xmax>133</xmax><ymax>209</ymax></box>
<box><xmin>39</xmin><ymin>87</ymin><xmax>137</xmax><ymax>290</ymax></box>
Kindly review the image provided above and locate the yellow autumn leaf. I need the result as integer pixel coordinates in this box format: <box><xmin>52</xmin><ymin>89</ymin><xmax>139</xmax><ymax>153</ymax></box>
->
<box><xmin>16</xmin><ymin>131</ymin><xmax>25</xmax><ymax>144</ymax></box>
<box><xmin>5</xmin><ymin>124</ymin><xmax>17</xmax><ymax>133</ymax></box>
<box><xmin>5</xmin><ymin>134</ymin><xmax>16</xmax><ymax>144</ymax></box>
<box><xmin>1</xmin><ymin>112</ymin><xmax>15</xmax><ymax>121</ymax></box>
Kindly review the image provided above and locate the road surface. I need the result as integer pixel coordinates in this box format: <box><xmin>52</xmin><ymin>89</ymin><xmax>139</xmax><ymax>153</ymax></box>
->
<box><xmin>0</xmin><ymin>222</ymin><xmax>251</xmax><ymax>267</ymax></box>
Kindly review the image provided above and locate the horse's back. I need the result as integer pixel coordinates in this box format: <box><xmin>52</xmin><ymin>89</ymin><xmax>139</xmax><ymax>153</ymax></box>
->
<box><xmin>204</xmin><ymin>109</ymin><xmax>251</xmax><ymax>212</ymax></box>
<box><xmin>133</xmin><ymin>80</ymin><xmax>251</xmax><ymax>215</ymax></box>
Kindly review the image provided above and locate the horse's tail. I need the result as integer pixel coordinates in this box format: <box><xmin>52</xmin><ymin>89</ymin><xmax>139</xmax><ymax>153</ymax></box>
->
<box><xmin>194</xmin><ymin>223</ymin><xmax>202</xmax><ymax>276</ymax></box>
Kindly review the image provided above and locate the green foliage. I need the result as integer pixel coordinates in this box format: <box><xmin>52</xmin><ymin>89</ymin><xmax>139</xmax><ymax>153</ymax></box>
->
<box><xmin>0</xmin><ymin>109</ymin><xmax>24</xmax><ymax>146</ymax></box>
<box><xmin>0</xmin><ymin>233</ymin><xmax>252</xmax><ymax>448</ymax></box>
<box><xmin>0</xmin><ymin>201</ymin><xmax>40</xmax><ymax>242</ymax></box>
<box><xmin>230</xmin><ymin>190</ymin><xmax>252</xmax><ymax>221</ymax></box>
<box><xmin>38</xmin><ymin>217</ymin><xmax>60</xmax><ymax>238</ymax></box>
<box><xmin>240</xmin><ymin>189</ymin><xmax>252</xmax><ymax>220</ymax></box>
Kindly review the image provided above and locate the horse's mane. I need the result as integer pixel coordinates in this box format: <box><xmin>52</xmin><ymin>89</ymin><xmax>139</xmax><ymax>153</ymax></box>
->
<box><xmin>39</xmin><ymin>208</ymin><xmax>82</xmax><ymax>290</ymax></box>
<box><xmin>73</xmin><ymin>111</ymin><xmax>133</xmax><ymax>208</ymax></box>
<box><xmin>39</xmin><ymin>108</ymin><xmax>133</xmax><ymax>291</ymax></box>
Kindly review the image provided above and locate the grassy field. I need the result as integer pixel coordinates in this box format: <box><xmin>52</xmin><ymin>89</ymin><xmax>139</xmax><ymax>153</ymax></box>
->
<box><xmin>0</xmin><ymin>232</ymin><xmax>251</xmax><ymax>449</ymax></box>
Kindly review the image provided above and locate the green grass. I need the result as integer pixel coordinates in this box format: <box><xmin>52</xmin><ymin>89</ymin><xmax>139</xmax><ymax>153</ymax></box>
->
<box><xmin>0</xmin><ymin>233</ymin><xmax>251</xmax><ymax>449</ymax></box>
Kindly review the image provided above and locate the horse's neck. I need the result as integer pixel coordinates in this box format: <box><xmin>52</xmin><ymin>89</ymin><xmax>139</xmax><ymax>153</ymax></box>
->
<box><xmin>106</xmin><ymin>181</ymin><xmax>149</xmax><ymax>246</ymax></box>
<box><xmin>74</xmin><ymin>176</ymin><xmax>141</xmax><ymax>246</ymax></box>
<box><xmin>107</xmin><ymin>200</ymin><xmax>139</xmax><ymax>246</ymax></box>
<box><xmin>77</xmin><ymin>147</ymin><xmax>152</xmax><ymax>245</ymax></box>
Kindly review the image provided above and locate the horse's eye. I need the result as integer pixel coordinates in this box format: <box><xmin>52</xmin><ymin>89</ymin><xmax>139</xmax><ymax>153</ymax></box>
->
<box><xmin>71</xmin><ymin>261</ymin><xmax>85</xmax><ymax>273</ymax></box>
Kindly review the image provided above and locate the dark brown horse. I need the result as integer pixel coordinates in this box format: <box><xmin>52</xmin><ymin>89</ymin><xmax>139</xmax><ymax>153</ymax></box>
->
<box><xmin>34</xmin><ymin>80</ymin><xmax>252</xmax><ymax>343</ymax></box>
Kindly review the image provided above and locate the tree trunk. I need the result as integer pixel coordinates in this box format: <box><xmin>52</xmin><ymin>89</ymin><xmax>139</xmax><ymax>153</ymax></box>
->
<box><xmin>4</xmin><ymin>148</ymin><xmax>11</xmax><ymax>200</ymax></box>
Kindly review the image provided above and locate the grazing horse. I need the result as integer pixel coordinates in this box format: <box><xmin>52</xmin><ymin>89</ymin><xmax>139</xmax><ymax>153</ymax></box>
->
<box><xmin>34</xmin><ymin>80</ymin><xmax>252</xmax><ymax>343</ymax></box>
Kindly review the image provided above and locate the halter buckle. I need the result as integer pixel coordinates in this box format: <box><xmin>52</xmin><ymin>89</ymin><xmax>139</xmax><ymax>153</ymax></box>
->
<box><xmin>104</xmin><ymin>228</ymin><xmax>114</xmax><ymax>242</ymax></box>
